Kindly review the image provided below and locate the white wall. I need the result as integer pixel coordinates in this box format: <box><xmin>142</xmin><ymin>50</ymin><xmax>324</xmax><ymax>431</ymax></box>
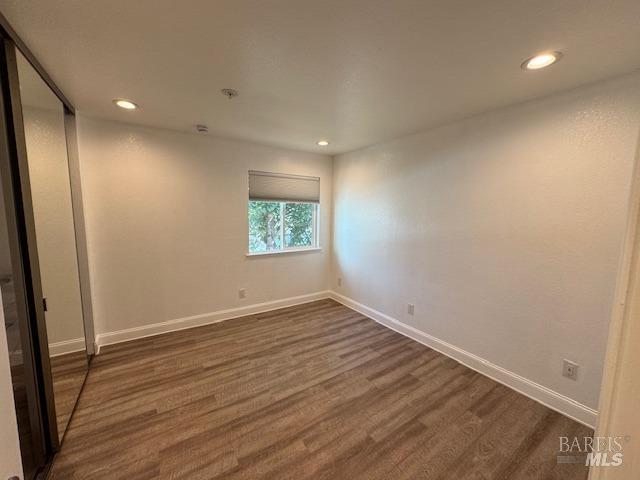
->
<box><xmin>76</xmin><ymin>117</ymin><xmax>332</xmax><ymax>339</ymax></box>
<box><xmin>331</xmin><ymin>72</ymin><xmax>640</xmax><ymax>416</ymax></box>
<box><xmin>0</xmin><ymin>294</ymin><xmax>24</xmax><ymax>480</ymax></box>
<box><xmin>75</xmin><ymin>72</ymin><xmax>640</xmax><ymax>425</ymax></box>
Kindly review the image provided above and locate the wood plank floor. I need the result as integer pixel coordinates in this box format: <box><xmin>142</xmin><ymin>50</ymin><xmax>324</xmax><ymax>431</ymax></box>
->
<box><xmin>50</xmin><ymin>350</ymin><xmax>89</xmax><ymax>438</ymax></box>
<box><xmin>49</xmin><ymin>299</ymin><xmax>592</xmax><ymax>479</ymax></box>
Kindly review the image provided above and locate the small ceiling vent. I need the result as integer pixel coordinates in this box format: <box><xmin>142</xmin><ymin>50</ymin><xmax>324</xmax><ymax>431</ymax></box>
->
<box><xmin>221</xmin><ymin>88</ymin><xmax>238</xmax><ymax>99</ymax></box>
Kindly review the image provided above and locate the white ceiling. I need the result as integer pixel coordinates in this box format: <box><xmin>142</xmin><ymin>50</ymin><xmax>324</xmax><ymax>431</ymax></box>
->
<box><xmin>1</xmin><ymin>0</ymin><xmax>639</xmax><ymax>154</ymax></box>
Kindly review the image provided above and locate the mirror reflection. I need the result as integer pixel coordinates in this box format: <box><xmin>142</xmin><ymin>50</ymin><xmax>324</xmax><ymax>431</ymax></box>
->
<box><xmin>16</xmin><ymin>50</ymin><xmax>88</xmax><ymax>439</ymax></box>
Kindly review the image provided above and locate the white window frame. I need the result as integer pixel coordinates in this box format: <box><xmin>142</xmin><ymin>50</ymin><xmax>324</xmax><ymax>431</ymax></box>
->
<box><xmin>246</xmin><ymin>200</ymin><xmax>320</xmax><ymax>256</ymax></box>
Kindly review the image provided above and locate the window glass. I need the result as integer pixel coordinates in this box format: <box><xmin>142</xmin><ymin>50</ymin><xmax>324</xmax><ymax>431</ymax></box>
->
<box><xmin>248</xmin><ymin>201</ymin><xmax>282</xmax><ymax>252</ymax></box>
<box><xmin>284</xmin><ymin>202</ymin><xmax>314</xmax><ymax>248</ymax></box>
<box><xmin>248</xmin><ymin>201</ymin><xmax>317</xmax><ymax>253</ymax></box>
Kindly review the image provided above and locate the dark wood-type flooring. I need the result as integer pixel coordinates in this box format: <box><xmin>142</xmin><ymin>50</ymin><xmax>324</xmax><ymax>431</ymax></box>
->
<box><xmin>49</xmin><ymin>299</ymin><xmax>592</xmax><ymax>479</ymax></box>
<box><xmin>50</xmin><ymin>350</ymin><xmax>89</xmax><ymax>437</ymax></box>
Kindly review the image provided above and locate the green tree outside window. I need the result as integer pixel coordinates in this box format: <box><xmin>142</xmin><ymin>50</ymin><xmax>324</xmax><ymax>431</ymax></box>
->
<box><xmin>248</xmin><ymin>201</ymin><xmax>317</xmax><ymax>252</ymax></box>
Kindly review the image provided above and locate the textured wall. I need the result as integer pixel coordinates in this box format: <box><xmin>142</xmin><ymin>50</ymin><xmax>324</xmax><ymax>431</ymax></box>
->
<box><xmin>76</xmin><ymin>117</ymin><xmax>332</xmax><ymax>336</ymax></box>
<box><xmin>332</xmin><ymin>72</ymin><xmax>640</xmax><ymax>410</ymax></box>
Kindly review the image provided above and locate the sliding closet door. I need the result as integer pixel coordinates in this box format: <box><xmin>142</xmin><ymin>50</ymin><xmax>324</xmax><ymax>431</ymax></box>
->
<box><xmin>0</xmin><ymin>40</ymin><xmax>48</xmax><ymax>479</ymax></box>
<box><xmin>13</xmin><ymin>48</ymin><xmax>89</xmax><ymax>441</ymax></box>
<box><xmin>0</xmin><ymin>20</ymin><xmax>93</xmax><ymax>477</ymax></box>
<box><xmin>0</xmin><ymin>128</ymin><xmax>39</xmax><ymax>480</ymax></box>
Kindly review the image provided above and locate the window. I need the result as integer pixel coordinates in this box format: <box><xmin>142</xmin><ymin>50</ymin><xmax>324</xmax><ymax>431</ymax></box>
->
<box><xmin>248</xmin><ymin>171</ymin><xmax>319</xmax><ymax>254</ymax></box>
<box><xmin>248</xmin><ymin>201</ymin><xmax>318</xmax><ymax>252</ymax></box>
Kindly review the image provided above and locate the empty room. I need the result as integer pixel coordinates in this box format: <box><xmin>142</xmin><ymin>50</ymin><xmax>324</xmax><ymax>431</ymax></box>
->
<box><xmin>1</xmin><ymin>1</ymin><xmax>639</xmax><ymax>479</ymax></box>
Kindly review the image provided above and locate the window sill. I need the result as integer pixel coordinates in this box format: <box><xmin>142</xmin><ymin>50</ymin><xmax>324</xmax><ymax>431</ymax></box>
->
<box><xmin>246</xmin><ymin>247</ymin><xmax>322</xmax><ymax>257</ymax></box>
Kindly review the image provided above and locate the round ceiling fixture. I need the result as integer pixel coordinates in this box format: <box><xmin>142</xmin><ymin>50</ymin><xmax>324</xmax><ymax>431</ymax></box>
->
<box><xmin>113</xmin><ymin>98</ymin><xmax>138</xmax><ymax>110</ymax></box>
<box><xmin>195</xmin><ymin>124</ymin><xmax>209</xmax><ymax>133</ymax></box>
<box><xmin>521</xmin><ymin>51</ymin><xmax>562</xmax><ymax>70</ymax></box>
<box><xmin>221</xmin><ymin>88</ymin><xmax>239</xmax><ymax>99</ymax></box>
<box><xmin>317</xmin><ymin>140</ymin><xmax>329</xmax><ymax>146</ymax></box>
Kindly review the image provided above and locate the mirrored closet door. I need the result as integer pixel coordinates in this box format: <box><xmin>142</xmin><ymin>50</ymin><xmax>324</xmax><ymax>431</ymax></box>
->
<box><xmin>14</xmin><ymin>48</ymin><xmax>88</xmax><ymax>441</ymax></box>
<box><xmin>0</xmin><ymin>21</ymin><xmax>93</xmax><ymax>478</ymax></box>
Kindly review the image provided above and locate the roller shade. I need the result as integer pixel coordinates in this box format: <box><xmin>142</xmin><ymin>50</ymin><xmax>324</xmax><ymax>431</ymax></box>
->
<box><xmin>249</xmin><ymin>170</ymin><xmax>320</xmax><ymax>203</ymax></box>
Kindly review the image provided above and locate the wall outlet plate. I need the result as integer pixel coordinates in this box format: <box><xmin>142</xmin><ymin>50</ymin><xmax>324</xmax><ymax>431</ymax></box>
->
<box><xmin>239</xmin><ymin>288</ymin><xmax>246</xmax><ymax>299</ymax></box>
<box><xmin>337</xmin><ymin>277</ymin><xmax>342</xmax><ymax>287</ymax></box>
<box><xmin>563</xmin><ymin>359</ymin><xmax>579</xmax><ymax>380</ymax></box>
<box><xmin>407</xmin><ymin>303</ymin><xmax>415</xmax><ymax>315</ymax></box>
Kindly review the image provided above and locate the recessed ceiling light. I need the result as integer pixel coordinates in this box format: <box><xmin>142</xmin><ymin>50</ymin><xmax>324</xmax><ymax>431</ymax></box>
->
<box><xmin>317</xmin><ymin>140</ymin><xmax>329</xmax><ymax>146</ymax></box>
<box><xmin>521</xmin><ymin>51</ymin><xmax>562</xmax><ymax>70</ymax></box>
<box><xmin>113</xmin><ymin>99</ymin><xmax>138</xmax><ymax>110</ymax></box>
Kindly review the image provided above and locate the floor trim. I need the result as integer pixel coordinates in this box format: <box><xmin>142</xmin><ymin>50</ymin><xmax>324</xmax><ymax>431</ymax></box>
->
<box><xmin>94</xmin><ymin>291</ymin><xmax>331</xmax><ymax>353</ymax></box>
<box><xmin>329</xmin><ymin>291</ymin><xmax>597</xmax><ymax>428</ymax></box>
<box><xmin>92</xmin><ymin>289</ymin><xmax>597</xmax><ymax>427</ymax></box>
<box><xmin>49</xmin><ymin>337</ymin><xmax>86</xmax><ymax>357</ymax></box>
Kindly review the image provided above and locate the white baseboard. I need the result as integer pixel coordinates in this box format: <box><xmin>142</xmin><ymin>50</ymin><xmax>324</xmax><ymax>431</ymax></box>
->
<box><xmin>91</xmin><ymin>288</ymin><xmax>597</xmax><ymax>427</ymax></box>
<box><xmin>329</xmin><ymin>291</ymin><xmax>597</xmax><ymax>428</ymax></box>
<box><xmin>48</xmin><ymin>337</ymin><xmax>87</xmax><ymax>357</ymax></box>
<box><xmin>94</xmin><ymin>291</ymin><xmax>331</xmax><ymax>354</ymax></box>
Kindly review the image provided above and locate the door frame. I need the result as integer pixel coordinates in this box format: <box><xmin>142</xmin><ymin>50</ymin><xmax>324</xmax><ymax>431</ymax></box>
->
<box><xmin>589</xmin><ymin>130</ymin><xmax>640</xmax><ymax>478</ymax></box>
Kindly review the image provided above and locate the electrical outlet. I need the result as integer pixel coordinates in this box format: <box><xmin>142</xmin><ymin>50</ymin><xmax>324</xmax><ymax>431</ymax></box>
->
<box><xmin>563</xmin><ymin>359</ymin><xmax>579</xmax><ymax>380</ymax></box>
<box><xmin>407</xmin><ymin>303</ymin><xmax>415</xmax><ymax>315</ymax></box>
<box><xmin>337</xmin><ymin>277</ymin><xmax>342</xmax><ymax>287</ymax></box>
<box><xmin>238</xmin><ymin>288</ymin><xmax>246</xmax><ymax>299</ymax></box>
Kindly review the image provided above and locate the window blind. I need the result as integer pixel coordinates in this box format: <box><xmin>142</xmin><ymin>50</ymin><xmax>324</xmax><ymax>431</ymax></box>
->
<box><xmin>248</xmin><ymin>170</ymin><xmax>320</xmax><ymax>203</ymax></box>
